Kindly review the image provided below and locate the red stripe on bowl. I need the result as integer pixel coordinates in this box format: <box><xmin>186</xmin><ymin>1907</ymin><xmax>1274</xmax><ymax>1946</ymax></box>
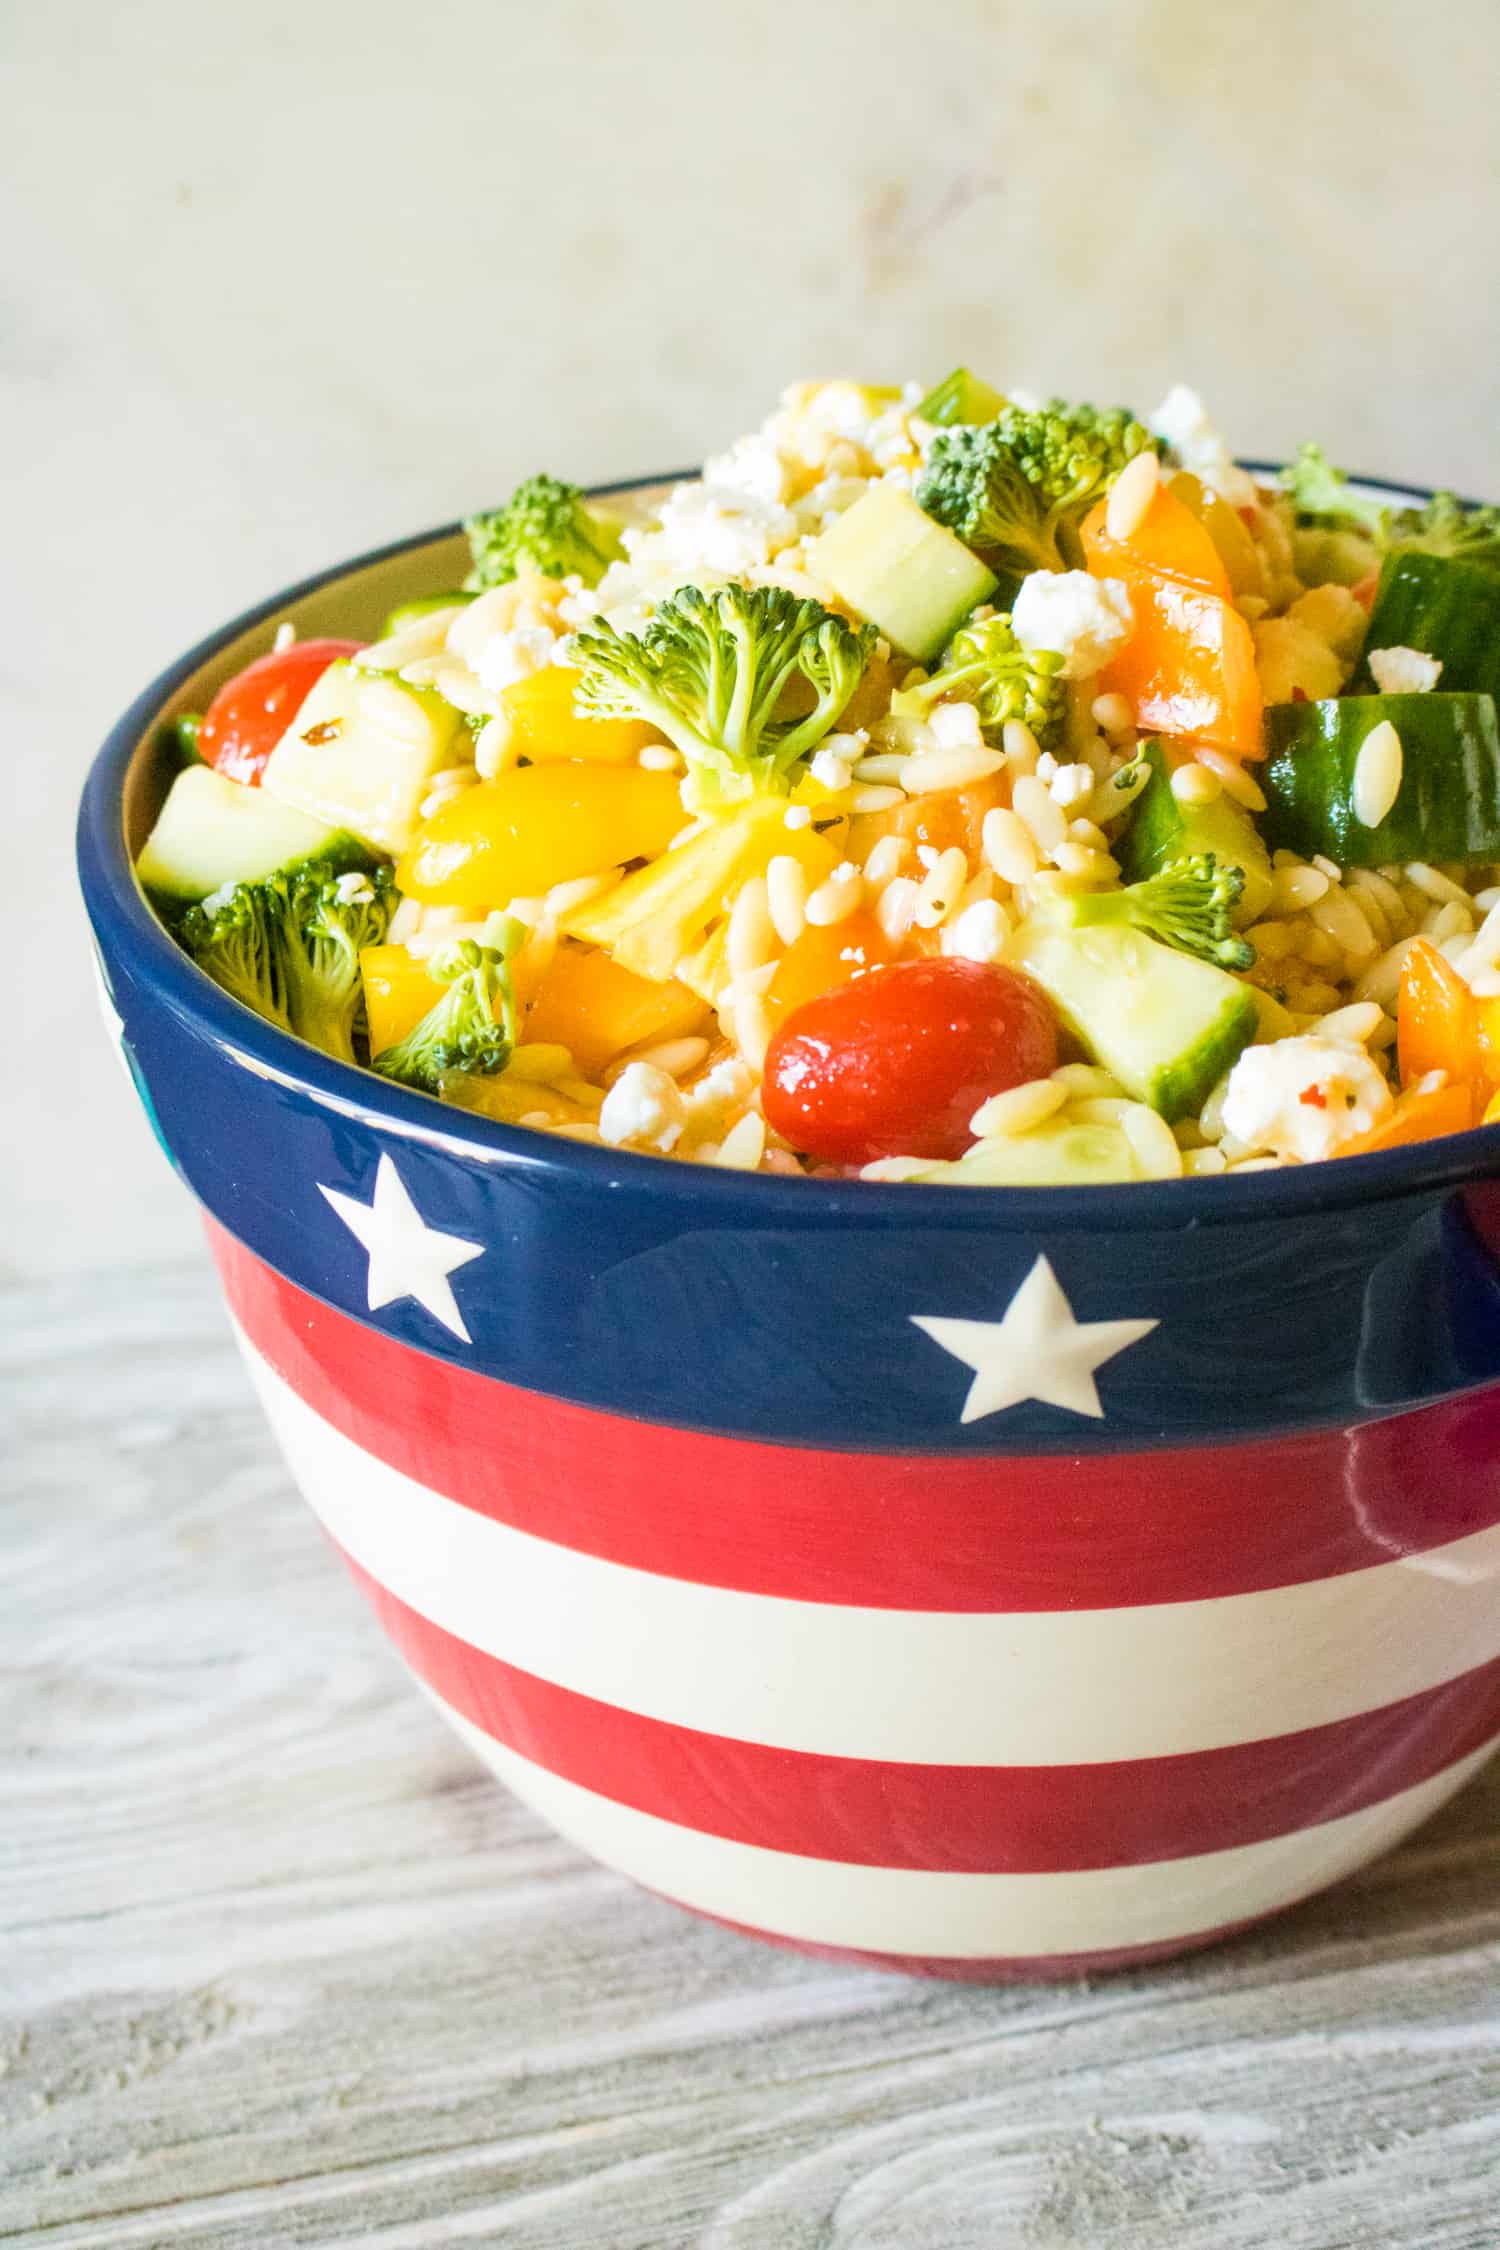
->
<box><xmin>343</xmin><ymin>1551</ymin><xmax>1500</xmax><ymax>1874</ymax></box>
<box><xmin>214</xmin><ymin>1224</ymin><xmax>1500</xmax><ymax>1611</ymax></box>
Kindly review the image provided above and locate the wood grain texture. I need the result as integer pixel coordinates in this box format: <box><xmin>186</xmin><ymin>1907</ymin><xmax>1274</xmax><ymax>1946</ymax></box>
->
<box><xmin>3</xmin><ymin>1258</ymin><xmax>1499</xmax><ymax>2249</ymax></box>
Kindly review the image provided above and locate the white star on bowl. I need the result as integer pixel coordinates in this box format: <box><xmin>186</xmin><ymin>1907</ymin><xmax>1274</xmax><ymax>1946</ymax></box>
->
<box><xmin>320</xmin><ymin>1154</ymin><xmax>484</xmax><ymax>1343</ymax></box>
<box><xmin>913</xmin><ymin>1255</ymin><xmax>1157</xmax><ymax>1423</ymax></box>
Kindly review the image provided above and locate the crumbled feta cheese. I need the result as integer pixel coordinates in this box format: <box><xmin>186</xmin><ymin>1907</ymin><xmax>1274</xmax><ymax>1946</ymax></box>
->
<box><xmin>702</xmin><ymin>430</ymin><xmax>794</xmax><ymax>507</ymax></box>
<box><xmin>928</xmin><ymin>700</ymin><xmax>985</xmax><ymax>750</ymax></box>
<box><xmin>333</xmin><ymin>871</ymin><xmax>376</xmax><ymax>904</ymax></box>
<box><xmin>1011</xmin><ymin>571</ymin><xmax>1134</xmax><ymax>679</ymax></box>
<box><xmin>475</xmin><ymin>622</ymin><xmax>558</xmax><ymax>694</ymax></box>
<box><xmin>783</xmin><ymin>803</ymin><xmax>813</xmax><ymax>830</ymax></box>
<box><xmin>1221</xmin><ymin>1036</ymin><xmax>1393</xmax><ymax>1163</ymax></box>
<box><xmin>598</xmin><ymin>1063</ymin><xmax>688</xmax><ymax>1153</ymax></box>
<box><xmin>625</xmin><ymin>479</ymin><xmax>798</xmax><ymax>578</ymax></box>
<box><xmin>1368</xmin><ymin>645</ymin><xmax>1444</xmax><ymax>696</ymax></box>
<box><xmin>200</xmin><ymin>881</ymin><xmax>238</xmax><ymax>915</ymax></box>
<box><xmin>808</xmin><ymin>746</ymin><xmax>854</xmax><ymax>791</ymax></box>
<box><xmin>683</xmin><ymin>1058</ymin><xmax>754</xmax><ymax>1139</ymax></box>
<box><xmin>1150</xmin><ymin>383</ymin><xmax>1259</xmax><ymax>509</ymax></box>
<box><xmin>940</xmin><ymin>898</ymin><xmax>1009</xmax><ymax>963</ymax></box>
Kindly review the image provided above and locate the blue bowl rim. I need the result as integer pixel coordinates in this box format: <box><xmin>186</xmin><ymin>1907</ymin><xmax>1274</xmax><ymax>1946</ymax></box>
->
<box><xmin>76</xmin><ymin>462</ymin><xmax>1500</xmax><ymax>1236</ymax></box>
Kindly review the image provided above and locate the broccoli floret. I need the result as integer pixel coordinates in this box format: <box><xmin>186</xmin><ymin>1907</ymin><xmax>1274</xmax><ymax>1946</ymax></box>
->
<box><xmin>1062</xmin><ymin>853</ymin><xmax>1254</xmax><ymax>972</ymax></box>
<box><xmin>1285</xmin><ymin>444</ymin><xmax>1500</xmax><ymax>573</ymax></box>
<box><xmin>372</xmin><ymin>924</ymin><xmax>521</xmax><ymax>1093</ymax></box>
<box><xmin>464</xmin><ymin>474</ymin><xmax>626</xmax><ymax>591</ymax></box>
<box><xmin>915</xmin><ymin>400</ymin><xmax>1160</xmax><ymax>578</ymax></box>
<box><xmin>179</xmin><ymin>861</ymin><xmax>398</xmax><ymax>1060</ymax></box>
<box><xmin>277</xmin><ymin>865</ymin><xmax>397</xmax><ymax>1064</ymax></box>
<box><xmin>1282</xmin><ymin>444</ymin><xmax>1389</xmax><ymax>536</ymax></box>
<box><xmin>179</xmin><ymin>880</ymin><xmax>294</xmax><ymax>1030</ymax></box>
<box><xmin>892</xmin><ymin>612</ymin><xmax>1067</xmax><ymax>751</ymax></box>
<box><xmin>572</xmin><ymin>583</ymin><xmax>876</xmax><ymax>806</ymax></box>
<box><xmin>1388</xmin><ymin>488</ymin><xmax>1500</xmax><ymax>572</ymax></box>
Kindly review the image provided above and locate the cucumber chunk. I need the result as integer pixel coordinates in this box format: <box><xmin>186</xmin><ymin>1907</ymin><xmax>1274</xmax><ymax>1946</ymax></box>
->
<box><xmin>911</xmin><ymin>1116</ymin><xmax>1148</xmax><ymax>1185</ymax></box>
<box><xmin>136</xmin><ymin>764</ymin><xmax>372</xmax><ymax>906</ymax></box>
<box><xmin>811</xmin><ymin>484</ymin><xmax>998</xmax><ymax>661</ymax></box>
<box><xmin>1355</xmin><ymin>551</ymin><xmax>1500</xmax><ymax>701</ymax></box>
<box><xmin>379</xmin><ymin>592</ymin><xmax>472</xmax><ymax>638</ymax></box>
<box><xmin>1116</xmin><ymin>738</ymin><xmax>1273</xmax><ymax>924</ymax></box>
<box><xmin>1010</xmin><ymin>918</ymin><xmax>1258</xmax><ymax>1122</ymax></box>
<box><xmin>914</xmin><ymin>367</ymin><xmax>1007</xmax><ymax>429</ymax></box>
<box><xmin>1261</xmin><ymin>692</ymin><xmax>1500</xmax><ymax>867</ymax></box>
<box><xmin>260</xmin><ymin>660</ymin><xmax>464</xmax><ymax>854</ymax></box>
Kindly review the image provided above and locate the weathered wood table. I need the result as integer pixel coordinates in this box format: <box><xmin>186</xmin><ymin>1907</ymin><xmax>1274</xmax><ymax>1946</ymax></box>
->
<box><xmin>5</xmin><ymin>1260</ymin><xmax>1499</xmax><ymax>2248</ymax></box>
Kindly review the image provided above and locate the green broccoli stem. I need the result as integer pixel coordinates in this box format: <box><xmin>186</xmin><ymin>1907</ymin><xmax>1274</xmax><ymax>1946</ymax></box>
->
<box><xmin>1062</xmin><ymin>854</ymin><xmax>1255</xmax><ymax>973</ymax></box>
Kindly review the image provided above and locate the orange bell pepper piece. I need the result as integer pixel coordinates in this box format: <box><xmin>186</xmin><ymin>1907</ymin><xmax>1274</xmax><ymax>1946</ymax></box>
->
<box><xmin>522</xmin><ymin>942</ymin><xmax>709</xmax><ymax>1076</ymax></box>
<box><xmin>1087</xmin><ymin>480</ymin><xmax>1231</xmax><ymax>595</ymax></box>
<box><xmin>1340</xmin><ymin>1081</ymin><xmax>1474</xmax><ymax>1157</ymax></box>
<box><xmin>846</xmin><ymin>774</ymin><xmax>1008</xmax><ymax>866</ymax></box>
<box><xmin>397</xmin><ymin>764</ymin><xmax>685</xmax><ymax>910</ymax></box>
<box><xmin>1397</xmin><ymin>938</ymin><xmax>1486</xmax><ymax>1095</ymax></box>
<box><xmin>765</xmin><ymin>910</ymin><xmax>894</xmax><ymax>1024</ymax></box>
<box><xmin>499</xmin><ymin>665</ymin><xmax>661</xmax><ymax>765</ymax></box>
<box><xmin>1082</xmin><ymin>489</ymin><xmax>1263</xmax><ymax>760</ymax></box>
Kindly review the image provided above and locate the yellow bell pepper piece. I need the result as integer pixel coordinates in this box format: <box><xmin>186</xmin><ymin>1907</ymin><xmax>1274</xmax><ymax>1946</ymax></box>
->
<box><xmin>562</xmin><ymin>799</ymin><xmax>839</xmax><ymax>984</ymax></box>
<box><xmin>499</xmin><ymin>665</ymin><xmax>661</xmax><ymax>765</ymax></box>
<box><xmin>396</xmin><ymin>764</ymin><xmax>685</xmax><ymax>910</ymax></box>
<box><xmin>1167</xmin><ymin>471</ymin><xmax>1266</xmax><ymax>600</ymax></box>
<box><xmin>359</xmin><ymin>944</ymin><xmax>447</xmax><ymax>1057</ymax></box>
<box><xmin>522</xmin><ymin>943</ymin><xmax>710</xmax><ymax>1076</ymax></box>
<box><xmin>677</xmin><ymin>916</ymin><xmax>735</xmax><ymax>1005</ymax></box>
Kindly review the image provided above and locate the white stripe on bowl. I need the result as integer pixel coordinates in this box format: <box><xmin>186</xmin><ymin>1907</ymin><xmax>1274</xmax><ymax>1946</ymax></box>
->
<box><xmin>240</xmin><ymin>1333</ymin><xmax>1500</xmax><ymax>1766</ymax></box>
<box><xmin>425</xmin><ymin>1686</ymin><xmax>1497</xmax><ymax>1959</ymax></box>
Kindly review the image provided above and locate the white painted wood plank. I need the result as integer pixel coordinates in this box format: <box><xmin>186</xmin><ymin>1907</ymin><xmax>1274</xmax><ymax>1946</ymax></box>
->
<box><xmin>3</xmin><ymin>1259</ymin><xmax>1499</xmax><ymax>2248</ymax></box>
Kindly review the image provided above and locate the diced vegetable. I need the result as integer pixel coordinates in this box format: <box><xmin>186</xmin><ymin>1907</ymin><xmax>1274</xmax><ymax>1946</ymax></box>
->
<box><xmin>198</xmin><ymin>638</ymin><xmax>364</xmax><ymax>787</ymax></box>
<box><xmin>136</xmin><ymin>764</ymin><xmax>374</xmax><ymax>906</ymax></box>
<box><xmin>914</xmin><ymin>367</ymin><xmax>1007</xmax><ymax>428</ymax></box>
<box><xmin>260</xmin><ymin>661</ymin><xmax>465</xmax><ymax>853</ymax></box>
<box><xmin>1397</xmin><ymin>939</ymin><xmax>1491</xmax><ymax>1100</ymax></box>
<box><xmin>1085</xmin><ymin>478</ymin><xmax>1231</xmax><ymax>594</ymax></box>
<box><xmin>764</xmin><ymin>911</ymin><xmax>894</xmax><ymax>1023</ymax></box>
<box><xmin>761</xmin><ymin>958</ymin><xmax>1058</xmax><ymax>1164</ymax></box>
<box><xmin>1339</xmin><ymin>1080</ymin><xmax>1474</xmax><ymax>1156</ymax></box>
<box><xmin>847</xmin><ymin>774</ymin><xmax>1008</xmax><ymax>867</ymax></box>
<box><xmin>1167</xmin><ymin>472</ymin><xmax>1266</xmax><ymax>598</ymax></box>
<box><xmin>396</xmin><ymin>764</ymin><xmax>685</xmax><ymax>910</ymax></box>
<box><xmin>498</xmin><ymin>665</ymin><xmax>662</xmax><ymax>765</ymax></box>
<box><xmin>521</xmin><ymin>943</ymin><xmax>709</xmax><ymax>1075</ymax></box>
<box><xmin>561</xmin><ymin>799</ymin><xmax>838</xmax><ymax>984</ymax></box>
<box><xmin>1116</xmin><ymin>738</ymin><xmax>1272</xmax><ymax>924</ymax></box>
<box><xmin>811</xmin><ymin>484</ymin><xmax>998</xmax><ymax>661</ymax></box>
<box><xmin>380</xmin><ymin>593</ymin><xmax>471</xmax><ymax>636</ymax></box>
<box><xmin>1009</xmin><ymin>918</ymin><xmax>1258</xmax><ymax>1122</ymax></box>
<box><xmin>1081</xmin><ymin>492</ymin><xmax>1263</xmax><ymax>758</ymax></box>
<box><xmin>1261</xmin><ymin>693</ymin><xmax>1500</xmax><ymax>867</ymax></box>
<box><xmin>907</xmin><ymin>1117</ymin><xmax>1151</xmax><ymax>1186</ymax></box>
<box><xmin>358</xmin><ymin>943</ymin><xmax>447</xmax><ymax>1057</ymax></box>
<box><xmin>1355</xmin><ymin>550</ymin><xmax>1500</xmax><ymax>702</ymax></box>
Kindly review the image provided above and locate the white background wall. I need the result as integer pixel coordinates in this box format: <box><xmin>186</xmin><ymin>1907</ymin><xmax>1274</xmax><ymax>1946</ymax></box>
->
<box><xmin>9</xmin><ymin>0</ymin><xmax>1500</xmax><ymax>1278</ymax></box>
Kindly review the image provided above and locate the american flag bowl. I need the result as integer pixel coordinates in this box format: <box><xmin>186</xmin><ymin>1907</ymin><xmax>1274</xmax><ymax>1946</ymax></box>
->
<box><xmin>78</xmin><ymin>493</ymin><xmax>1500</xmax><ymax>1980</ymax></box>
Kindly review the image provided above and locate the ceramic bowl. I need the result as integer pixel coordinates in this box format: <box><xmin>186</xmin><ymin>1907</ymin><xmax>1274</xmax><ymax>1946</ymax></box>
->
<box><xmin>77</xmin><ymin>480</ymin><xmax>1500</xmax><ymax>1979</ymax></box>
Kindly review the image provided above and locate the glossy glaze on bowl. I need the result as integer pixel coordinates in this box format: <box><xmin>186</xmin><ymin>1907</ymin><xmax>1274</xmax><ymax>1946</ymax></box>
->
<box><xmin>77</xmin><ymin>486</ymin><xmax>1500</xmax><ymax>1977</ymax></box>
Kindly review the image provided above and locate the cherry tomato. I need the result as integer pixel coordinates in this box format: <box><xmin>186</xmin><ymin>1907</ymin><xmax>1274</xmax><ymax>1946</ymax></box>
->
<box><xmin>197</xmin><ymin>637</ymin><xmax>364</xmax><ymax>785</ymax></box>
<box><xmin>762</xmin><ymin>957</ymin><xmax>1058</xmax><ymax>1166</ymax></box>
